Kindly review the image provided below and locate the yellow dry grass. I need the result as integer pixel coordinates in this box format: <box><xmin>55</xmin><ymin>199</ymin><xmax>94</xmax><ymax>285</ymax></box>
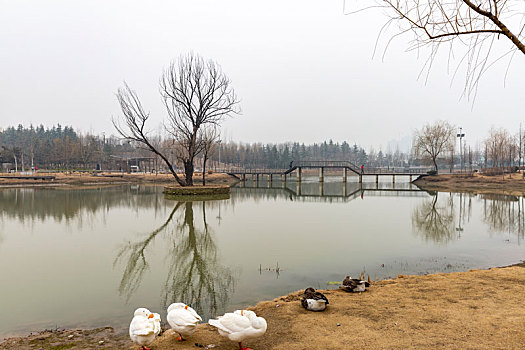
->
<box><xmin>415</xmin><ymin>172</ymin><xmax>525</xmax><ymax>196</ymax></box>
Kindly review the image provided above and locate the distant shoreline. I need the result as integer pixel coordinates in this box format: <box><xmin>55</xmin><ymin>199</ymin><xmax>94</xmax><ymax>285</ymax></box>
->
<box><xmin>0</xmin><ymin>172</ymin><xmax>238</xmax><ymax>188</ymax></box>
<box><xmin>414</xmin><ymin>172</ymin><xmax>525</xmax><ymax>196</ymax></box>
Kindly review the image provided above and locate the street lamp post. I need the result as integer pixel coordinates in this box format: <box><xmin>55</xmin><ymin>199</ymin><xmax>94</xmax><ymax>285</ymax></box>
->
<box><xmin>457</xmin><ymin>127</ymin><xmax>465</xmax><ymax>173</ymax></box>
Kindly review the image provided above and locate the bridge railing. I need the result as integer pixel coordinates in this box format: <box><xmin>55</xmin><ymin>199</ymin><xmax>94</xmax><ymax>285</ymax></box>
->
<box><xmin>215</xmin><ymin>164</ymin><xmax>432</xmax><ymax>175</ymax></box>
<box><xmin>363</xmin><ymin>166</ymin><xmax>432</xmax><ymax>174</ymax></box>
<box><xmin>292</xmin><ymin>160</ymin><xmax>360</xmax><ymax>171</ymax></box>
<box><xmin>223</xmin><ymin>168</ymin><xmax>288</xmax><ymax>174</ymax></box>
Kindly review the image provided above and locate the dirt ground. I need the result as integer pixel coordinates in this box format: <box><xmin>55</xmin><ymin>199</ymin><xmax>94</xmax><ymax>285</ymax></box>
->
<box><xmin>0</xmin><ymin>172</ymin><xmax>238</xmax><ymax>187</ymax></box>
<box><xmin>2</xmin><ymin>264</ymin><xmax>524</xmax><ymax>350</ymax></box>
<box><xmin>414</xmin><ymin>172</ymin><xmax>525</xmax><ymax>196</ymax></box>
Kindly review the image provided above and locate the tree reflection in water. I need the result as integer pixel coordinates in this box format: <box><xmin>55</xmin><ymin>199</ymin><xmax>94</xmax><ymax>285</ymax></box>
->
<box><xmin>114</xmin><ymin>200</ymin><xmax>234</xmax><ymax>320</ymax></box>
<box><xmin>412</xmin><ymin>193</ymin><xmax>456</xmax><ymax>244</ymax></box>
<box><xmin>482</xmin><ymin>195</ymin><xmax>525</xmax><ymax>239</ymax></box>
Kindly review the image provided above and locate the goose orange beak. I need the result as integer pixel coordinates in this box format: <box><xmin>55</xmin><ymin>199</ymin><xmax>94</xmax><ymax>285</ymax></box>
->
<box><xmin>148</xmin><ymin>313</ymin><xmax>154</xmax><ymax>319</ymax></box>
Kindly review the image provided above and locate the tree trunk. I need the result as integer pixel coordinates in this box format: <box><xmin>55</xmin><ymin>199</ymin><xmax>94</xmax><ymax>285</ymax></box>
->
<box><xmin>184</xmin><ymin>160</ymin><xmax>194</xmax><ymax>186</ymax></box>
<box><xmin>432</xmin><ymin>157</ymin><xmax>438</xmax><ymax>174</ymax></box>
<box><xmin>202</xmin><ymin>157</ymin><xmax>207</xmax><ymax>186</ymax></box>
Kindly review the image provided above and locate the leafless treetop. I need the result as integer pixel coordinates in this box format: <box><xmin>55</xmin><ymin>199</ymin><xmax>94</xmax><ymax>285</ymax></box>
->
<box><xmin>160</xmin><ymin>53</ymin><xmax>240</xmax><ymax>143</ymax></box>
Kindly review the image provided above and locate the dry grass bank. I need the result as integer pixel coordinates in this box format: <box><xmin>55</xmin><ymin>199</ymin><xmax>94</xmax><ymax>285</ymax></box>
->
<box><xmin>0</xmin><ymin>172</ymin><xmax>238</xmax><ymax>187</ymax></box>
<box><xmin>2</xmin><ymin>265</ymin><xmax>524</xmax><ymax>349</ymax></box>
<box><xmin>415</xmin><ymin>172</ymin><xmax>525</xmax><ymax>196</ymax></box>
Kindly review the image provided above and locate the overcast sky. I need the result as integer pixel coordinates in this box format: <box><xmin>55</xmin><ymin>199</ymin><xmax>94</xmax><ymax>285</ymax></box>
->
<box><xmin>1</xmin><ymin>0</ymin><xmax>523</xmax><ymax>151</ymax></box>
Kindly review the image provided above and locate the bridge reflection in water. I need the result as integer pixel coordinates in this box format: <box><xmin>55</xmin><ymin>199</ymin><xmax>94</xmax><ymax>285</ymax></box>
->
<box><xmin>233</xmin><ymin>178</ymin><xmax>429</xmax><ymax>203</ymax></box>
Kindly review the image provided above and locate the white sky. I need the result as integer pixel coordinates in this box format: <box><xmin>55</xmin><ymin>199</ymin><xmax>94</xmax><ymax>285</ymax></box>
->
<box><xmin>0</xmin><ymin>0</ymin><xmax>523</xmax><ymax>150</ymax></box>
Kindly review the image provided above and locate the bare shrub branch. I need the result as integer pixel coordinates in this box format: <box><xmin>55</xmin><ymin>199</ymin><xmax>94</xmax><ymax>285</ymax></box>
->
<box><xmin>350</xmin><ymin>1</ymin><xmax>525</xmax><ymax>99</ymax></box>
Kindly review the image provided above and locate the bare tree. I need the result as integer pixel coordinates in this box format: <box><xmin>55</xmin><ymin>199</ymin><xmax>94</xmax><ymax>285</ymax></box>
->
<box><xmin>364</xmin><ymin>1</ymin><xmax>525</xmax><ymax>98</ymax></box>
<box><xmin>78</xmin><ymin>133</ymin><xmax>97</xmax><ymax>170</ymax></box>
<box><xmin>113</xmin><ymin>83</ymin><xmax>186</xmax><ymax>186</ymax></box>
<box><xmin>484</xmin><ymin>127</ymin><xmax>514</xmax><ymax>175</ymax></box>
<box><xmin>161</xmin><ymin>53</ymin><xmax>240</xmax><ymax>186</ymax></box>
<box><xmin>114</xmin><ymin>53</ymin><xmax>239</xmax><ymax>186</ymax></box>
<box><xmin>413</xmin><ymin>120</ymin><xmax>455</xmax><ymax>173</ymax></box>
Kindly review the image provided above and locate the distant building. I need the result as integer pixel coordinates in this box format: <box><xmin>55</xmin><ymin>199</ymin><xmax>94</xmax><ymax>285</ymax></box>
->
<box><xmin>1</xmin><ymin>163</ymin><xmax>13</xmax><ymax>172</ymax></box>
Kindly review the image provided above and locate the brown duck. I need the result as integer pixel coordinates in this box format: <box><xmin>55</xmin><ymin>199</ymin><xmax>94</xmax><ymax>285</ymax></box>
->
<box><xmin>301</xmin><ymin>287</ymin><xmax>329</xmax><ymax>311</ymax></box>
<box><xmin>340</xmin><ymin>275</ymin><xmax>370</xmax><ymax>292</ymax></box>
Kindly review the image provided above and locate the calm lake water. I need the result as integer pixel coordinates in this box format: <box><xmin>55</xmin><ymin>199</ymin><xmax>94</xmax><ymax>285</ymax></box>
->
<box><xmin>1</xmin><ymin>178</ymin><xmax>524</xmax><ymax>337</ymax></box>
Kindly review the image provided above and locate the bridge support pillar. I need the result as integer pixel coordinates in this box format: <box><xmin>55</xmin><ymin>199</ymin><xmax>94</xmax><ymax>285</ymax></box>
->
<box><xmin>319</xmin><ymin>182</ymin><xmax>324</xmax><ymax>196</ymax></box>
<box><xmin>256</xmin><ymin>174</ymin><xmax>259</xmax><ymax>183</ymax></box>
<box><xmin>297</xmin><ymin>167</ymin><xmax>302</xmax><ymax>182</ymax></box>
<box><xmin>376</xmin><ymin>175</ymin><xmax>379</xmax><ymax>184</ymax></box>
<box><xmin>268</xmin><ymin>174</ymin><xmax>272</xmax><ymax>182</ymax></box>
<box><xmin>342</xmin><ymin>182</ymin><xmax>347</xmax><ymax>196</ymax></box>
<box><xmin>392</xmin><ymin>175</ymin><xmax>395</xmax><ymax>184</ymax></box>
<box><xmin>343</xmin><ymin>168</ymin><xmax>347</xmax><ymax>183</ymax></box>
<box><xmin>242</xmin><ymin>173</ymin><xmax>246</xmax><ymax>181</ymax></box>
<box><xmin>409</xmin><ymin>175</ymin><xmax>412</xmax><ymax>182</ymax></box>
<box><xmin>359</xmin><ymin>175</ymin><xmax>362</xmax><ymax>184</ymax></box>
<box><xmin>296</xmin><ymin>181</ymin><xmax>302</xmax><ymax>196</ymax></box>
<box><xmin>319</xmin><ymin>167</ymin><xmax>324</xmax><ymax>182</ymax></box>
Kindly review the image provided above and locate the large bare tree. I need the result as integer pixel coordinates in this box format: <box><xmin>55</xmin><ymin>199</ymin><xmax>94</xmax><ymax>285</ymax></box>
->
<box><xmin>114</xmin><ymin>53</ymin><xmax>239</xmax><ymax>186</ymax></box>
<box><xmin>161</xmin><ymin>53</ymin><xmax>240</xmax><ymax>185</ymax></box>
<box><xmin>358</xmin><ymin>1</ymin><xmax>525</xmax><ymax>97</ymax></box>
<box><xmin>413</xmin><ymin>120</ymin><xmax>455</xmax><ymax>173</ymax></box>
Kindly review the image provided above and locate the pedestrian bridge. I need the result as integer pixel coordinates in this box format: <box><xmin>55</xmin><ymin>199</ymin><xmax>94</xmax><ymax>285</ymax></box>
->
<box><xmin>219</xmin><ymin>160</ymin><xmax>430</xmax><ymax>183</ymax></box>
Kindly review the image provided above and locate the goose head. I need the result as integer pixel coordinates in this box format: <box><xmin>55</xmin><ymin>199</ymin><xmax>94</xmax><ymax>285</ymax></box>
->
<box><xmin>134</xmin><ymin>308</ymin><xmax>152</xmax><ymax>318</ymax></box>
<box><xmin>167</xmin><ymin>303</ymin><xmax>187</xmax><ymax>313</ymax></box>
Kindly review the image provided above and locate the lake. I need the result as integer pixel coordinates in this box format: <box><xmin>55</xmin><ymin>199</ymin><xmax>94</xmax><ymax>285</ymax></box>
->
<box><xmin>0</xmin><ymin>178</ymin><xmax>524</xmax><ymax>337</ymax></box>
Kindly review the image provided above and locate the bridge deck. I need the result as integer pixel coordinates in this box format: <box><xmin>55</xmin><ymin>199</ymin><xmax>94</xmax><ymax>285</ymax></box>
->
<box><xmin>224</xmin><ymin>169</ymin><xmax>428</xmax><ymax>176</ymax></box>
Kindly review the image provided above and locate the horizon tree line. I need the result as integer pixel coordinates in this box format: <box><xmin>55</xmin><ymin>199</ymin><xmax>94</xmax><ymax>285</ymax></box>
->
<box><xmin>2</xmin><ymin>121</ymin><xmax>524</xmax><ymax>175</ymax></box>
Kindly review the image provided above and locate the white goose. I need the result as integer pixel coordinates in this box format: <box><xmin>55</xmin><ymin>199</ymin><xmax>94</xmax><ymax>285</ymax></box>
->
<box><xmin>167</xmin><ymin>303</ymin><xmax>202</xmax><ymax>341</ymax></box>
<box><xmin>129</xmin><ymin>307</ymin><xmax>158</xmax><ymax>350</ymax></box>
<box><xmin>208</xmin><ymin>309</ymin><xmax>267</xmax><ymax>350</ymax></box>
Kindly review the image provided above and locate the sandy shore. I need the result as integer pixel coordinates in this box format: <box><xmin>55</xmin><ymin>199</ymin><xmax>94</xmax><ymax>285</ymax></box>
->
<box><xmin>414</xmin><ymin>172</ymin><xmax>525</xmax><ymax>196</ymax></box>
<box><xmin>2</xmin><ymin>264</ymin><xmax>524</xmax><ymax>349</ymax></box>
<box><xmin>0</xmin><ymin>172</ymin><xmax>238</xmax><ymax>187</ymax></box>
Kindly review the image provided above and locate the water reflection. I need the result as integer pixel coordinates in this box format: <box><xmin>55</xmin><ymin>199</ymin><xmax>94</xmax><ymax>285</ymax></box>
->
<box><xmin>114</xmin><ymin>202</ymin><xmax>184</xmax><ymax>301</ymax></box>
<box><xmin>412</xmin><ymin>193</ymin><xmax>456</xmax><ymax>244</ymax></box>
<box><xmin>482</xmin><ymin>194</ymin><xmax>525</xmax><ymax>239</ymax></box>
<box><xmin>232</xmin><ymin>180</ymin><xmax>427</xmax><ymax>204</ymax></box>
<box><xmin>114</xmin><ymin>200</ymin><xmax>235</xmax><ymax>320</ymax></box>
<box><xmin>0</xmin><ymin>186</ymin><xmax>163</xmax><ymax>223</ymax></box>
<box><xmin>412</xmin><ymin>192</ymin><xmax>525</xmax><ymax>244</ymax></box>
